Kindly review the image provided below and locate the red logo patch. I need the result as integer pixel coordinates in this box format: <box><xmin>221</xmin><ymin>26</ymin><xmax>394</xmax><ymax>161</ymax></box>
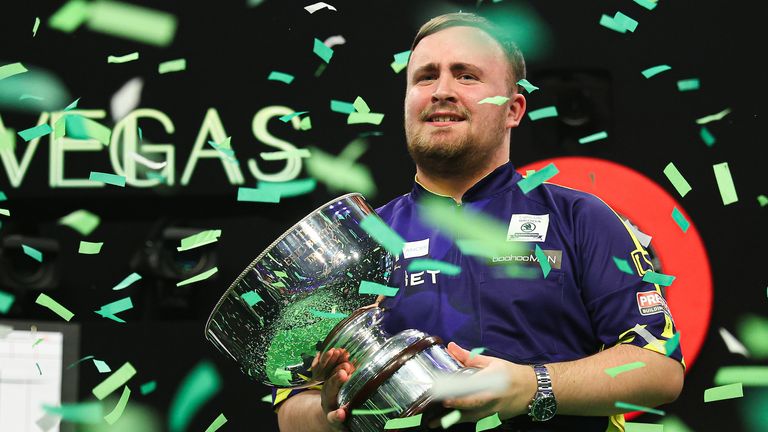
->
<box><xmin>636</xmin><ymin>291</ymin><xmax>669</xmax><ymax>316</ymax></box>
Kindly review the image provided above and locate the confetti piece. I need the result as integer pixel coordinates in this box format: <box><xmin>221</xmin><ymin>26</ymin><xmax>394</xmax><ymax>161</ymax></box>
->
<box><xmin>300</xmin><ymin>116</ymin><xmax>312</xmax><ymax>130</ymax></box>
<box><xmin>469</xmin><ymin>347</ymin><xmax>485</xmax><ymax>359</ymax></box>
<box><xmin>535</xmin><ymin>245</ymin><xmax>552</xmax><ymax>278</ymax></box>
<box><xmin>713</xmin><ymin>162</ymin><xmax>738</xmax><ymax>205</ymax></box>
<box><xmin>479</xmin><ymin>96</ymin><xmax>510</xmax><ymax>105</ymax></box>
<box><xmin>641</xmin><ymin>64</ymin><xmax>671</xmax><ymax>78</ymax></box>
<box><xmin>237</xmin><ymin>187</ymin><xmax>281</xmax><ymax>203</ymax></box>
<box><xmin>65</xmin><ymin>115</ymin><xmax>112</xmax><ymax>145</ymax></box>
<box><xmin>94</xmin><ymin>359</ymin><xmax>112</xmax><ymax>373</ymax></box>
<box><xmin>0</xmin><ymin>289</ymin><xmax>15</xmax><ymax>314</ymax></box>
<box><xmin>32</xmin><ymin>337</ymin><xmax>44</xmax><ymax>347</ymax></box>
<box><xmin>104</xmin><ymin>385</ymin><xmax>131</xmax><ymax>425</ymax></box>
<box><xmin>359</xmin><ymin>280</ymin><xmax>399</xmax><ymax>297</ymax></box>
<box><xmin>108</xmin><ymin>52</ymin><xmax>139</xmax><ymax>63</ymax></box>
<box><xmin>528</xmin><ymin>106</ymin><xmax>558</xmax><ymax>121</ymax></box>
<box><xmin>260</xmin><ymin>148</ymin><xmax>311</xmax><ymax>160</ymax></box>
<box><xmin>63</xmin><ymin>97</ymin><xmax>80</xmax><ymax>111</ymax></box>
<box><xmin>517</xmin><ymin>79</ymin><xmax>539</xmax><ymax>93</ymax></box>
<box><xmin>439</xmin><ymin>410</ymin><xmax>461</xmax><ymax>429</ymax></box>
<box><xmin>304</xmin><ymin>2</ymin><xmax>337</xmax><ymax>14</ymax></box>
<box><xmin>599</xmin><ymin>14</ymin><xmax>628</xmax><ymax>33</ymax></box>
<box><xmin>0</xmin><ymin>208</ymin><xmax>10</xmax><ymax>217</ymax></box>
<box><xmin>111</xmin><ymin>77</ymin><xmax>143</xmax><ymax>122</ymax></box>
<box><xmin>476</xmin><ymin>413</ymin><xmax>502</xmax><ymax>431</ymax></box>
<box><xmin>353</xmin><ymin>96</ymin><xmax>371</xmax><ymax>114</ymax></box>
<box><xmin>140</xmin><ymin>380</ymin><xmax>157</xmax><ymax>395</ymax></box>
<box><xmin>241</xmin><ymin>291</ymin><xmax>263</xmax><ymax>306</ymax></box>
<box><xmin>613</xmin><ymin>12</ymin><xmax>639</xmax><ymax>32</ymax></box>
<box><xmin>714</xmin><ymin>366</ymin><xmax>768</xmax><ymax>386</ymax></box>
<box><xmin>642</xmin><ymin>271</ymin><xmax>675</xmax><ymax>286</ymax></box>
<box><xmin>578</xmin><ymin>131</ymin><xmax>608</xmax><ymax>144</ymax></box>
<box><xmin>348</xmin><ymin>112</ymin><xmax>385</xmax><ymax>125</ymax></box>
<box><xmin>79</xmin><ymin>241</ymin><xmax>104</xmax><ymax>254</ymax></box>
<box><xmin>351</xmin><ymin>407</ymin><xmax>398</xmax><ymax>415</ymax></box>
<box><xmin>323</xmin><ymin>35</ymin><xmax>346</xmax><ymax>48</ymax></box>
<box><xmin>279</xmin><ymin>111</ymin><xmax>309</xmax><ymax>122</ymax></box>
<box><xmin>659</xmin><ymin>415</ymin><xmax>694</xmax><ymax>432</ymax></box>
<box><xmin>677</xmin><ymin>78</ymin><xmax>700</xmax><ymax>92</ymax></box>
<box><xmin>634</xmin><ymin>0</ymin><xmax>658</xmax><ymax>10</ymax></box>
<box><xmin>43</xmin><ymin>402</ymin><xmax>103</xmax><ymax>423</ymax></box>
<box><xmin>605</xmin><ymin>361</ymin><xmax>646</xmax><ymax>377</ymax></box>
<box><xmin>309</xmin><ymin>309</ymin><xmax>348</xmax><ymax>319</ymax></box>
<box><xmin>615</xmin><ymin>401</ymin><xmax>665</xmax><ymax>415</ymax></box>
<box><xmin>130</xmin><ymin>152</ymin><xmax>167</xmax><ymax>170</ymax></box>
<box><xmin>267</xmin><ymin>71</ymin><xmax>294</xmax><ymax>84</ymax></box>
<box><xmin>331</xmin><ymin>100</ymin><xmax>356</xmax><ymax>114</ymax></box>
<box><xmin>176</xmin><ymin>267</ymin><xmax>218</xmax><ymax>287</ymax></box>
<box><xmin>698</xmin><ymin>126</ymin><xmax>716</xmax><ymax>147</ymax></box>
<box><xmin>633</xmin><ymin>324</ymin><xmax>666</xmax><ymax>352</ymax></box>
<box><xmin>66</xmin><ymin>355</ymin><xmax>95</xmax><ymax>370</ymax></box>
<box><xmin>204</xmin><ymin>413</ymin><xmax>228</xmax><ymax>432</ymax></box>
<box><xmin>393</xmin><ymin>50</ymin><xmax>411</xmax><ymax>65</ymax></box>
<box><xmin>665</xmin><ymin>332</ymin><xmax>681</xmax><ymax>356</ymax></box>
<box><xmin>625</xmin><ymin>221</ymin><xmax>651</xmax><ymax>248</ymax></box>
<box><xmin>737</xmin><ymin>314</ymin><xmax>768</xmax><ymax>359</ymax></box>
<box><xmin>758</xmin><ymin>195</ymin><xmax>768</xmax><ymax>207</ymax></box>
<box><xmin>36</xmin><ymin>362</ymin><xmax>43</xmax><ymax>375</ymax></box>
<box><xmin>58</xmin><ymin>209</ymin><xmax>100</xmax><ymax>235</ymax></box>
<box><xmin>313</xmin><ymin>38</ymin><xmax>334</xmax><ymax>63</ymax></box>
<box><xmin>93</xmin><ymin>362</ymin><xmax>136</xmax><ymax>400</ymax></box>
<box><xmin>257</xmin><ymin>179</ymin><xmax>316</xmax><ymax>198</ymax></box>
<box><xmin>87</xmin><ymin>0</ymin><xmax>177</xmax><ymax>47</ymax></box>
<box><xmin>178</xmin><ymin>230</ymin><xmax>221</xmax><ymax>252</ymax></box>
<box><xmin>612</xmin><ymin>256</ymin><xmax>635</xmax><ymax>274</ymax></box>
<box><xmin>89</xmin><ymin>171</ymin><xmax>126</xmax><ymax>187</ymax></box>
<box><xmin>0</xmin><ymin>62</ymin><xmax>28</xmax><ymax>81</ymax></box>
<box><xmin>359</xmin><ymin>214</ymin><xmax>405</xmax><ymax>254</ymax></box>
<box><xmin>306</xmin><ymin>145</ymin><xmax>377</xmax><ymax>196</ymax></box>
<box><xmin>23</xmin><ymin>244</ymin><xmax>43</xmax><ymax>262</ymax></box>
<box><xmin>625</xmin><ymin>423</ymin><xmax>663</xmax><ymax>432</ymax></box>
<box><xmin>718</xmin><ymin>327</ymin><xmax>750</xmax><ymax>356</ymax></box>
<box><xmin>518</xmin><ymin>162</ymin><xmax>559</xmax><ymax>194</ymax></box>
<box><xmin>33</xmin><ymin>17</ymin><xmax>41</xmax><ymax>36</ymax></box>
<box><xmin>385</xmin><ymin>414</ymin><xmax>422</xmax><ymax>429</ymax></box>
<box><xmin>696</xmin><ymin>108</ymin><xmax>731</xmax><ymax>125</ymax></box>
<box><xmin>704</xmin><ymin>383</ymin><xmax>743</xmax><ymax>402</ymax></box>
<box><xmin>407</xmin><ymin>259</ymin><xmax>461</xmax><ymax>275</ymax></box>
<box><xmin>158</xmin><ymin>58</ymin><xmax>186</xmax><ymax>74</ymax></box>
<box><xmin>431</xmin><ymin>371</ymin><xmax>510</xmax><ymax>400</ymax></box>
<box><xmin>0</xmin><ymin>191</ymin><xmax>6</xmax><ymax>201</ymax></box>
<box><xmin>391</xmin><ymin>61</ymin><xmax>407</xmax><ymax>73</ymax></box>
<box><xmin>169</xmin><ymin>361</ymin><xmax>222</xmax><ymax>432</ymax></box>
<box><xmin>671</xmin><ymin>207</ymin><xmax>690</xmax><ymax>233</ymax></box>
<box><xmin>94</xmin><ymin>297</ymin><xmax>133</xmax><ymax>323</ymax></box>
<box><xmin>18</xmin><ymin>123</ymin><xmax>53</xmax><ymax>142</ymax></box>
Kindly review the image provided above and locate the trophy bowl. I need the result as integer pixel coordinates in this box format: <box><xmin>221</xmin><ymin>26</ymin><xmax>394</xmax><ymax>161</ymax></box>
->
<box><xmin>205</xmin><ymin>193</ymin><xmax>475</xmax><ymax>431</ymax></box>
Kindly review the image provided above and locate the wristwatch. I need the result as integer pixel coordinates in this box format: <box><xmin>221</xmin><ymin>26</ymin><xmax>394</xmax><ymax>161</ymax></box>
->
<box><xmin>527</xmin><ymin>364</ymin><xmax>557</xmax><ymax>422</ymax></box>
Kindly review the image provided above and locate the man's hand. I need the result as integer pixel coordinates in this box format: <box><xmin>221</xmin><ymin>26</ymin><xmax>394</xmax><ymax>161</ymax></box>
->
<box><xmin>313</xmin><ymin>348</ymin><xmax>356</xmax><ymax>431</ymax></box>
<box><xmin>429</xmin><ymin>342</ymin><xmax>537</xmax><ymax>427</ymax></box>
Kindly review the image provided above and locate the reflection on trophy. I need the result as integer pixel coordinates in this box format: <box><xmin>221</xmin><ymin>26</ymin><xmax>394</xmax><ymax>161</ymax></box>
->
<box><xmin>205</xmin><ymin>193</ymin><xmax>476</xmax><ymax>431</ymax></box>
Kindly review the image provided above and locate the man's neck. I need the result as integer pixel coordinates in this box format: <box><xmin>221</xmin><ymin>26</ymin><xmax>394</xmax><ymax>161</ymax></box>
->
<box><xmin>415</xmin><ymin>160</ymin><xmax>508</xmax><ymax>204</ymax></box>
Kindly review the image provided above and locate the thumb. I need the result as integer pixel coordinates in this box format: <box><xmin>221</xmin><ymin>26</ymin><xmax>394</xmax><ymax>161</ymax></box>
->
<box><xmin>447</xmin><ymin>342</ymin><xmax>489</xmax><ymax>367</ymax></box>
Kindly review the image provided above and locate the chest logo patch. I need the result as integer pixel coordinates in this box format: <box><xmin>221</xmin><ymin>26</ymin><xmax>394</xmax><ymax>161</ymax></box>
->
<box><xmin>402</xmin><ymin>238</ymin><xmax>430</xmax><ymax>259</ymax></box>
<box><xmin>507</xmin><ymin>214</ymin><xmax>550</xmax><ymax>242</ymax></box>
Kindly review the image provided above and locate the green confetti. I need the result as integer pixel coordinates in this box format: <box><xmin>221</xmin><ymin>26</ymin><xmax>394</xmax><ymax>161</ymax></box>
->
<box><xmin>384</xmin><ymin>414</ymin><xmax>422</xmax><ymax>429</ymax></box>
<box><xmin>43</xmin><ymin>402</ymin><xmax>103</xmax><ymax>424</ymax></box>
<box><xmin>169</xmin><ymin>361</ymin><xmax>222</xmax><ymax>432</ymax></box>
<box><xmin>677</xmin><ymin>78</ymin><xmax>700</xmax><ymax>91</ymax></box>
<box><xmin>391</xmin><ymin>61</ymin><xmax>407</xmax><ymax>73</ymax></box>
<box><xmin>737</xmin><ymin>314</ymin><xmax>768</xmax><ymax>359</ymax></box>
<box><xmin>178</xmin><ymin>229</ymin><xmax>221</xmax><ymax>252</ymax></box>
<box><xmin>66</xmin><ymin>355</ymin><xmax>95</xmax><ymax>370</ymax></box>
<box><xmin>604</xmin><ymin>361</ymin><xmax>646</xmax><ymax>377</ymax></box>
<box><xmin>300</xmin><ymin>116</ymin><xmax>312</xmax><ymax>130</ymax></box>
<box><xmin>613</xmin><ymin>12</ymin><xmax>639</xmax><ymax>32</ymax></box>
<box><xmin>642</xmin><ymin>271</ymin><xmax>676</xmax><ymax>286</ymax></box>
<box><xmin>407</xmin><ymin>259</ymin><xmax>461</xmax><ymax>275</ymax></box>
<box><xmin>516</xmin><ymin>79</ymin><xmax>539</xmax><ymax>93</ymax></box>
<box><xmin>353</xmin><ymin>96</ymin><xmax>371</xmax><ymax>113</ymax></box>
<box><xmin>599</xmin><ymin>14</ymin><xmax>628</xmax><ymax>33</ymax></box>
<box><xmin>615</xmin><ymin>401</ymin><xmax>665</xmax><ymax>415</ymax></box>
<box><xmin>94</xmin><ymin>297</ymin><xmax>133</xmax><ymax>323</ymax></box>
<box><xmin>330</xmin><ymin>99</ymin><xmax>356</xmax><ymax>114</ymax></box>
<box><xmin>578</xmin><ymin>131</ymin><xmax>608</xmax><ymax>144</ymax></box>
<box><xmin>713</xmin><ymin>162</ymin><xmax>738</xmax><ymax>205</ymax></box>
<box><xmin>658</xmin><ymin>416</ymin><xmax>694</xmax><ymax>432</ymax></box>
<box><xmin>108</xmin><ymin>52</ymin><xmax>139</xmax><ymax>63</ymax></box>
<box><xmin>257</xmin><ymin>179</ymin><xmax>316</xmax><ymax>198</ymax></box>
<box><xmin>93</xmin><ymin>362</ymin><xmax>136</xmax><ymax>400</ymax></box>
<box><xmin>704</xmin><ymin>383</ymin><xmax>743</xmax><ymax>402</ymax></box>
<box><xmin>758</xmin><ymin>195</ymin><xmax>768</xmax><ymax>207</ymax></box>
<box><xmin>625</xmin><ymin>423</ymin><xmax>663</xmax><ymax>432</ymax></box>
<box><xmin>48</xmin><ymin>0</ymin><xmax>89</xmax><ymax>33</ymax></box>
<box><xmin>478</xmin><ymin>96</ymin><xmax>510</xmax><ymax>105</ymax></box>
<box><xmin>393</xmin><ymin>50</ymin><xmax>411</xmax><ymax>65</ymax></box>
<box><xmin>79</xmin><ymin>240</ymin><xmax>104</xmax><ymax>254</ymax></box>
<box><xmin>441</xmin><ymin>409</ymin><xmax>461</xmax><ymax>429</ymax></box>
<box><xmin>204</xmin><ymin>414</ymin><xmax>228</xmax><ymax>432</ymax></box>
<box><xmin>715</xmin><ymin>366</ymin><xmax>768</xmax><ymax>386</ymax></box>
<box><xmin>0</xmin><ymin>289</ymin><xmax>15</xmax><ymax>314</ymax></box>
<box><xmin>351</xmin><ymin>407</ymin><xmax>398</xmax><ymax>415</ymax></box>
<box><xmin>305</xmin><ymin>145</ymin><xmax>377</xmax><ymax>197</ymax></box>
<box><xmin>359</xmin><ymin>280</ymin><xmax>399</xmax><ymax>297</ymax></box>
<box><xmin>535</xmin><ymin>244</ymin><xmax>551</xmax><ymax>278</ymax></box>
<box><xmin>527</xmin><ymin>106</ymin><xmax>558</xmax><ymax>121</ymax></box>
<box><xmin>696</xmin><ymin>108</ymin><xmax>731</xmax><ymax>125</ymax></box>
<box><xmin>641</xmin><ymin>64</ymin><xmax>671</xmax><ymax>78</ymax></box>
<box><xmin>663</xmin><ymin>163</ymin><xmax>691</xmax><ymax>197</ymax></box>
<box><xmin>348</xmin><ymin>112</ymin><xmax>385</xmax><ymax>125</ymax></box>
<box><xmin>700</xmin><ymin>126</ymin><xmax>716</xmax><ymax>147</ymax></box>
<box><xmin>313</xmin><ymin>38</ymin><xmax>334</xmax><ymax>63</ymax></box>
<box><xmin>279</xmin><ymin>111</ymin><xmax>308</xmax><ymax>122</ymax></box>
<box><xmin>241</xmin><ymin>290</ymin><xmax>263</xmax><ymax>306</ymax></box>
<box><xmin>359</xmin><ymin>214</ymin><xmax>405</xmax><ymax>254</ymax></box>
<box><xmin>113</xmin><ymin>272</ymin><xmax>142</xmax><ymax>290</ymax></box>
<box><xmin>469</xmin><ymin>347</ymin><xmax>485</xmax><ymax>359</ymax></box>
<box><xmin>476</xmin><ymin>413</ymin><xmax>501</xmax><ymax>431</ymax></box>
<box><xmin>158</xmin><ymin>58</ymin><xmax>186</xmax><ymax>74</ymax></box>
<box><xmin>89</xmin><ymin>171</ymin><xmax>126</xmax><ymax>187</ymax></box>
<box><xmin>0</xmin><ymin>62</ymin><xmax>28</xmax><ymax>81</ymax></box>
<box><xmin>104</xmin><ymin>385</ymin><xmax>131</xmax><ymax>425</ymax></box>
<box><xmin>267</xmin><ymin>71</ymin><xmax>294</xmax><ymax>84</ymax></box>
<box><xmin>612</xmin><ymin>256</ymin><xmax>635</xmax><ymax>274</ymax></box>
<box><xmin>0</xmin><ymin>191</ymin><xmax>6</xmax><ymax>201</ymax></box>
<box><xmin>665</xmin><ymin>332</ymin><xmax>681</xmax><ymax>356</ymax></box>
<box><xmin>93</xmin><ymin>359</ymin><xmax>111</xmax><ymax>373</ymax></box>
<box><xmin>634</xmin><ymin>0</ymin><xmax>658</xmax><ymax>10</ymax></box>
<box><xmin>176</xmin><ymin>267</ymin><xmax>218</xmax><ymax>287</ymax></box>
<box><xmin>22</xmin><ymin>244</ymin><xmax>43</xmax><ymax>262</ymax></box>
<box><xmin>237</xmin><ymin>187</ymin><xmax>281</xmax><ymax>203</ymax></box>
<box><xmin>517</xmin><ymin>162</ymin><xmax>559</xmax><ymax>194</ymax></box>
<box><xmin>260</xmin><ymin>394</ymin><xmax>272</xmax><ymax>403</ymax></box>
<box><xmin>87</xmin><ymin>0</ymin><xmax>177</xmax><ymax>47</ymax></box>
<box><xmin>671</xmin><ymin>207</ymin><xmax>690</xmax><ymax>233</ymax></box>
<box><xmin>0</xmin><ymin>208</ymin><xmax>10</xmax><ymax>217</ymax></box>
<box><xmin>33</xmin><ymin>17</ymin><xmax>41</xmax><ymax>36</ymax></box>
<box><xmin>309</xmin><ymin>309</ymin><xmax>348</xmax><ymax>319</ymax></box>
<box><xmin>18</xmin><ymin>123</ymin><xmax>53</xmax><ymax>142</ymax></box>
<box><xmin>64</xmin><ymin>115</ymin><xmax>112</xmax><ymax>145</ymax></box>
<box><xmin>63</xmin><ymin>97</ymin><xmax>80</xmax><ymax>111</ymax></box>
<box><xmin>58</xmin><ymin>209</ymin><xmax>100</xmax><ymax>235</ymax></box>
<box><xmin>140</xmin><ymin>380</ymin><xmax>157</xmax><ymax>395</ymax></box>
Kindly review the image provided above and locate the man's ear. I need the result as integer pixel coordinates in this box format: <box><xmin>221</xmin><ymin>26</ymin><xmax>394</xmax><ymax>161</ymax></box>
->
<box><xmin>506</xmin><ymin>92</ymin><xmax>527</xmax><ymax>129</ymax></box>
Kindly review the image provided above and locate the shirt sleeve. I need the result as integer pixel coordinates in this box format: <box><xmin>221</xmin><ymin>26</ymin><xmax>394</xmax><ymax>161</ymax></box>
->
<box><xmin>270</xmin><ymin>385</ymin><xmax>323</xmax><ymax>413</ymax></box>
<box><xmin>574</xmin><ymin>194</ymin><xmax>684</xmax><ymax>366</ymax></box>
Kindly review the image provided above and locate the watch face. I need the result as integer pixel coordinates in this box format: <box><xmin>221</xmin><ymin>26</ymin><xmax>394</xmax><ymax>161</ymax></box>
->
<box><xmin>531</xmin><ymin>394</ymin><xmax>557</xmax><ymax>421</ymax></box>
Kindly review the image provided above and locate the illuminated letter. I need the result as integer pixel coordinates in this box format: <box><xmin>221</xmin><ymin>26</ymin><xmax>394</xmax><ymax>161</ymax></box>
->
<box><xmin>110</xmin><ymin>108</ymin><xmax>176</xmax><ymax>187</ymax></box>
<box><xmin>49</xmin><ymin>110</ymin><xmax>108</xmax><ymax>188</ymax></box>
<box><xmin>248</xmin><ymin>106</ymin><xmax>306</xmax><ymax>182</ymax></box>
<box><xmin>180</xmin><ymin>108</ymin><xmax>244</xmax><ymax>186</ymax></box>
<box><xmin>0</xmin><ymin>112</ymin><xmax>48</xmax><ymax>187</ymax></box>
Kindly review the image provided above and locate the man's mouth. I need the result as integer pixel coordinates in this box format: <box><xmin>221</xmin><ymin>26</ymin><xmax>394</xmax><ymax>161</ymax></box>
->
<box><xmin>425</xmin><ymin>112</ymin><xmax>467</xmax><ymax>126</ymax></box>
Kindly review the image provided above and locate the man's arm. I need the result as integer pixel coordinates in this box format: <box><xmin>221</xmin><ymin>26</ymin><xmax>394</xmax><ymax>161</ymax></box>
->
<box><xmin>277</xmin><ymin>390</ymin><xmax>339</xmax><ymax>432</ymax></box>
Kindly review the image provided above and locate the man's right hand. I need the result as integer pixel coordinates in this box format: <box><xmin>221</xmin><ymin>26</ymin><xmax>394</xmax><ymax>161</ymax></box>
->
<box><xmin>315</xmin><ymin>348</ymin><xmax>356</xmax><ymax>431</ymax></box>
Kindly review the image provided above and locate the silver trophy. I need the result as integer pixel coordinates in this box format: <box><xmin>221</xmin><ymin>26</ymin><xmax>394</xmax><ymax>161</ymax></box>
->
<box><xmin>205</xmin><ymin>193</ymin><xmax>475</xmax><ymax>431</ymax></box>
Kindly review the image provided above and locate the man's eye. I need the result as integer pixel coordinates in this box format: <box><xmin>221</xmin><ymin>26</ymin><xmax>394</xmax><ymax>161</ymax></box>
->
<box><xmin>458</xmin><ymin>74</ymin><xmax>477</xmax><ymax>81</ymax></box>
<box><xmin>418</xmin><ymin>75</ymin><xmax>436</xmax><ymax>82</ymax></box>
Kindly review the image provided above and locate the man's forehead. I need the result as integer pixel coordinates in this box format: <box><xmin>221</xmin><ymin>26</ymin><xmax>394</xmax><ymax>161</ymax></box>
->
<box><xmin>409</xmin><ymin>26</ymin><xmax>506</xmax><ymax>69</ymax></box>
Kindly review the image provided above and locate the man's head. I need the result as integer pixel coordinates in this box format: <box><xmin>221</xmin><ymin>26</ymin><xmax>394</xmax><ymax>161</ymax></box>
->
<box><xmin>404</xmin><ymin>12</ymin><xmax>527</xmax><ymax>179</ymax></box>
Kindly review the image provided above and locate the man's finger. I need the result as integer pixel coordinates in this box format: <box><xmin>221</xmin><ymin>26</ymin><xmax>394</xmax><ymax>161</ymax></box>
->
<box><xmin>446</xmin><ymin>342</ymin><xmax>490</xmax><ymax>368</ymax></box>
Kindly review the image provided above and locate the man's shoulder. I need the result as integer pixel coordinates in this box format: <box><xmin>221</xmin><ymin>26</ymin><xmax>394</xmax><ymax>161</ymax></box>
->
<box><xmin>374</xmin><ymin>192</ymin><xmax>412</xmax><ymax>221</ymax></box>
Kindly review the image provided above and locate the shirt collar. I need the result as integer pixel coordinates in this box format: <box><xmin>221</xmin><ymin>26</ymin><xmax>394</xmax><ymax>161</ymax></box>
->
<box><xmin>410</xmin><ymin>161</ymin><xmax>523</xmax><ymax>204</ymax></box>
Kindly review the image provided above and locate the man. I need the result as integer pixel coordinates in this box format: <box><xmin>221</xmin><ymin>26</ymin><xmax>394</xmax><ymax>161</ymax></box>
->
<box><xmin>276</xmin><ymin>12</ymin><xmax>684</xmax><ymax>431</ymax></box>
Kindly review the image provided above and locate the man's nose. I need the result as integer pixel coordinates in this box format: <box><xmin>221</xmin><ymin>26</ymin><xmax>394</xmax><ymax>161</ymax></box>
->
<box><xmin>431</xmin><ymin>76</ymin><xmax>458</xmax><ymax>104</ymax></box>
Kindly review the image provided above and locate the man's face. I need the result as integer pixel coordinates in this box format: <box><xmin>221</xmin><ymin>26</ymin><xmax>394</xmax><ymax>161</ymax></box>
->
<box><xmin>405</xmin><ymin>26</ymin><xmax>520</xmax><ymax>177</ymax></box>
